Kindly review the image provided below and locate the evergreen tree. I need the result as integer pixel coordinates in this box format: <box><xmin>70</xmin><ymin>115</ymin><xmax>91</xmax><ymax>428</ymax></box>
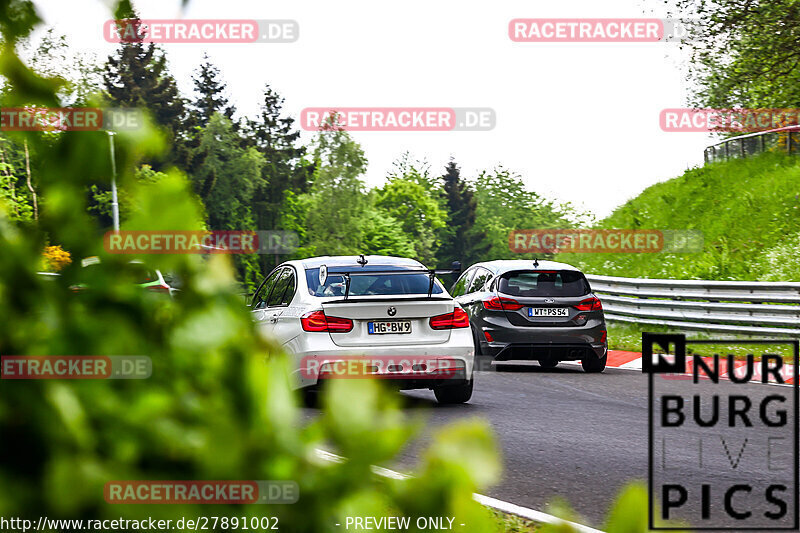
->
<box><xmin>190</xmin><ymin>54</ymin><xmax>235</xmax><ymax>127</ymax></box>
<box><xmin>244</xmin><ymin>84</ymin><xmax>310</xmax><ymax>195</ymax></box>
<box><xmin>243</xmin><ymin>85</ymin><xmax>313</xmax><ymax>271</ymax></box>
<box><xmin>437</xmin><ymin>158</ymin><xmax>490</xmax><ymax>268</ymax></box>
<box><xmin>103</xmin><ymin>10</ymin><xmax>186</xmax><ymax>140</ymax></box>
<box><xmin>189</xmin><ymin>113</ymin><xmax>265</xmax><ymax>230</ymax></box>
<box><xmin>173</xmin><ymin>56</ymin><xmax>235</xmax><ymax>186</ymax></box>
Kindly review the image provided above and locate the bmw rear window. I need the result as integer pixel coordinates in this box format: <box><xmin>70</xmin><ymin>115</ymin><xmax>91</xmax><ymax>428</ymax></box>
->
<box><xmin>497</xmin><ymin>270</ymin><xmax>590</xmax><ymax>297</ymax></box>
<box><xmin>305</xmin><ymin>267</ymin><xmax>444</xmax><ymax>297</ymax></box>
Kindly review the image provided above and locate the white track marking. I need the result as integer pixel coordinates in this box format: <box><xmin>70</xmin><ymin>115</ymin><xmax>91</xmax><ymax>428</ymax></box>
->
<box><xmin>314</xmin><ymin>448</ymin><xmax>604</xmax><ymax>533</ymax></box>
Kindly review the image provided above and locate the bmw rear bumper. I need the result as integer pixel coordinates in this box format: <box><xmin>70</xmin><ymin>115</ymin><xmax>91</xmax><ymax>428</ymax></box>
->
<box><xmin>285</xmin><ymin>328</ymin><xmax>475</xmax><ymax>389</ymax></box>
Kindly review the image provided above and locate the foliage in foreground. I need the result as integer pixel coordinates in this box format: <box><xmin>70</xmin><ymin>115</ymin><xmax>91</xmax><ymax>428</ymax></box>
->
<box><xmin>0</xmin><ymin>2</ymin><xmax>502</xmax><ymax>530</ymax></box>
<box><xmin>538</xmin><ymin>483</ymin><xmax>687</xmax><ymax>533</ymax></box>
<box><xmin>0</xmin><ymin>3</ymin><xmax>692</xmax><ymax>532</ymax></box>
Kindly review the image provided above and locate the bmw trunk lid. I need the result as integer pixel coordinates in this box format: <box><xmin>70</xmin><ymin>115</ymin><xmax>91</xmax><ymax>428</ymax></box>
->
<box><xmin>321</xmin><ymin>297</ymin><xmax>454</xmax><ymax>346</ymax></box>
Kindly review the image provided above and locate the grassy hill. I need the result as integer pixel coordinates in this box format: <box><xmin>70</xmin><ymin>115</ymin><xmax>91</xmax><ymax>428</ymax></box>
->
<box><xmin>557</xmin><ymin>152</ymin><xmax>800</xmax><ymax>281</ymax></box>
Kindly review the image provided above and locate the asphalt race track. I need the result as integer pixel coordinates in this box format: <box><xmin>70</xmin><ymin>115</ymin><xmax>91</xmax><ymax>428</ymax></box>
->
<box><xmin>397</xmin><ymin>363</ymin><xmax>648</xmax><ymax>527</ymax></box>
<box><xmin>304</xmin><ymin>357</ymin><xmax>797</xmax><ymax>528</ymax></box>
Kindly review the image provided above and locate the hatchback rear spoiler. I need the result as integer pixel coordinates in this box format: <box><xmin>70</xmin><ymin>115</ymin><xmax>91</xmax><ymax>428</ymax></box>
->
<box><xmin>326</xmin><ymin>268</ymin><xmax>460</xmax><ymax>299</ymax></box>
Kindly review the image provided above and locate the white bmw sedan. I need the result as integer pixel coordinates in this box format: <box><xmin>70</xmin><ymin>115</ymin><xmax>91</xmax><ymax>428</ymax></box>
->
<box><xmin>250</xmin><ymin>255</ymin><xmax>475</xmax><ymax>405</ymax></box>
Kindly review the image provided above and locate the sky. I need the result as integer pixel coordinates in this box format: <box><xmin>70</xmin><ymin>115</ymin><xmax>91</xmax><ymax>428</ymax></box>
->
<box><xmin>32</xmin><ymin>0</ymin><xmax>715</xmax><ymax>219</ymax></box>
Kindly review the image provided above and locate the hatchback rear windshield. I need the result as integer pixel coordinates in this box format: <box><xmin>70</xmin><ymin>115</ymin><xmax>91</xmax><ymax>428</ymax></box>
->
<box><xmin>497</xmin><ymin>270</ymin><xmax>590</xmax><ymax>297</ymax></box>
<box><xmin>305</xmin><ymin>267</ymin><xmax>444</xmax><ymax>297</ymax></box>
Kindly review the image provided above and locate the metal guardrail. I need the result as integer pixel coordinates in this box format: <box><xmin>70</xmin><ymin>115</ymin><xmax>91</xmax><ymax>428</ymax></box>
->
<box><xmin>585</xmin><ymin>274</ymin><xmax>800</xmax><ymax>337</ymax></box>
<box><xmin>704</xmin><ymin>125</ymin><xmax>800</xmax><ymax>163</ymax></box>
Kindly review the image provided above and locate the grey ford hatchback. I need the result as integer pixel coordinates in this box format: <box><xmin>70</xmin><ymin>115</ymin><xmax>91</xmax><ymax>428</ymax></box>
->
<box><xmin>451</xmin><ymin>260</ymin><xmax>608</xmax><ymax>372</ymax></box>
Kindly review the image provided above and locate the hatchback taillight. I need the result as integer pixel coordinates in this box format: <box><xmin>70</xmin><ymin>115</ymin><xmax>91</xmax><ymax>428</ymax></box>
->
<box><xmin>301</xmin><ymin>310</ymin><xmax>353</xmax><ymax>332</ymax></box>
<box><xmin>574</xmin><ymin>297</ymin><xmax>602</xmax><ymax>311</ymax></box>
<box><xmin>429</xmin><ymin>307</ymin><xmax>470</xmax><ymax>330</ymax></box>
<box><xmin>482</xmin><ymin>296</ymin><xmax>524</xmax><ymax>311</ymax></box>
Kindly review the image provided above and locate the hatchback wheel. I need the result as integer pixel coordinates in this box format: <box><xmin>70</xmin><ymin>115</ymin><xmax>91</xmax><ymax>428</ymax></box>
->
<box><xmin>581</xmin><ymin>354</ymin><xmax>607</xmax><ymax>373</ymax></box>
<box><xmin>434</xmin><ymin>378</ymin><xmax>473</xmax><ymax>404</ymax></box>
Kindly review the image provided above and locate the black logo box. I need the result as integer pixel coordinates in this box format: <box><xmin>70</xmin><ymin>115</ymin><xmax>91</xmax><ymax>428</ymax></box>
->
<box><xmin>645</xmin><ymin>333</ymin><xmax>799</xmax><ymax>531</ymax></box>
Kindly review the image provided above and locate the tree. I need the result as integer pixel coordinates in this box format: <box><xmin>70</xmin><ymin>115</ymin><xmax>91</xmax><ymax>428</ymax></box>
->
<box><xmin>90</xmin><ymin>164</ymin><xmax>167</xmax><ymax>225</ymax></box>
<box><xmin>387</xmin><ymin>152</ymin><xmax>441</xmax><ymax>191</ymax></box>
<box><xmin>184</xmin><ymin>113</ymin><xmax>266</xmax><ymax>287</ymax></box>
<box><xmin>103</xmin><ymin>12</ymin><xmax>186</xmax><ymax>141</ymax></box>
<box><xmin>190</xmin><ymin>54</ymin><xmax>235</xmax><ymax>127</ymax></box>
<box><xmin>189</xmin><ymin>113</ymin><xmax>265</xmax><ymax>231</ymax></box>
<box><xmin>0</xmin><ymin>138</ymin><xmax>34</xmax><ymax>222</ymax></box>
<box><xmin>20</xmin><ymin>28</ymin><xmax>103</xmax><ymax>106</ymax></box>
<box><xmin>360</xmin><ymin>207</ymin><xmax>416</xmax><ymax>257</ymax></box>
<box><xmin>674</xmin><ymin>0</ymin><xmax>800</xmax><ymax>109</ymax></box>
<box><xmin>436</xmin><ymin>158</ymin><xmax>490</xmax><ymax>268</ymax></box>
<box><xmin>244</xmin><ymin>85</ymin><xmax>313</xmax><ymax>271</ymax></box>
<box><xmin>473</xmin><ymin>167</ymin><xmax>579</xmax><ymax>260</ymax></box>
<box><xmin>374</xmin><ymin>174</ymin><xmax>446</xmax><ymax>265</ymax></box>
<box><xmin>303</xmin><ymin>115</ymin><xmax>369</xmax><ymax>255</ymax></box>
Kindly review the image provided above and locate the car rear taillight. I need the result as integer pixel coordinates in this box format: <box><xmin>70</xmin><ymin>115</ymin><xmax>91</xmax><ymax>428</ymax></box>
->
<box><xmin>429</xmin><ymin>307</ymin><xmax>470</xmax><ymax>330</ymax></box>
<box><xmin>147</xmin><ymin>284</ymin><xmax>171</xmax><ymax>294</ymax></box>
<box><xmin>482</xmin><ymin>296</ymin><xmax>524</xmax><ymax>311</ymax></box>
<box><xmin>599</xmin><ymin>330</ymin><xmax>607</xmax><ymax>344</ymax></box>
<box><xmin>574</xmin><ymin>296</ymin><xmax>602</xmax><ymax>311</ymax></box>
<box><xmin>301</xmin><ymin>310</ymin><xmax>353</xmax><ymax>333</ymax></box>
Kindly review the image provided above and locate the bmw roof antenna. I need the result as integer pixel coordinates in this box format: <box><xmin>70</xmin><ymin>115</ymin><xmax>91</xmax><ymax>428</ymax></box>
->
<box><xmin>357</xmin><ymin>254</ymin><xmax>368</xmax><ymax>266</ymax></box>
<box><xmin>533</xmin><ymin>258</ymin><xmax>539</xmax><ymax>268</ymax></box>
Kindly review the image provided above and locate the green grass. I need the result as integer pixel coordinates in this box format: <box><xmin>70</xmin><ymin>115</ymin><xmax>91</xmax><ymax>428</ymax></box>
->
<box><xmin>557</xmin><ymin>152</ymin><xmax>800</xmax><ymax>281</ymax></box>
<box><xmin>608</xmin><ymin>320</ymin><xmax>796</xmax><ymax>361</ymax></box>
<box><xmin>492</xmin><ymin>510</ymin><xmax>540</xmax><ymax>532</ymax></box>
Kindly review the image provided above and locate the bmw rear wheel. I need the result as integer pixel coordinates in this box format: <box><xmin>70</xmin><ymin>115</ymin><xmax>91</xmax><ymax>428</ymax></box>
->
<box><xmin>433</xmin><ymin>378</ymin><xmax>473</xmax><ymax>404</ymax></box>
<box><xmin>301</xmin><ymin>386</ymin><xmax>320</xmax><ymax>407</ymax></box>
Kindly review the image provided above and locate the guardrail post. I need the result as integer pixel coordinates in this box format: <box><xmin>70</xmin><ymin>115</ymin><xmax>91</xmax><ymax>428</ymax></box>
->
<box><xmin>789</xmin><ymin>132</ymin><xmax>793</xmax><ymax>154</ymax></box>
<box><xmin>724</xmin><ymin>141</ymin><xmax>729</xmax><ymax>160</ymax></box>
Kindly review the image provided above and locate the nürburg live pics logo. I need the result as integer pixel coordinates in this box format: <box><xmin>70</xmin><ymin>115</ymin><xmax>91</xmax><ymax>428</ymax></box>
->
<box><xmin>645</xmin><ymin>333</ymin><xmax>799</xmax><ymax>530</ymax></box>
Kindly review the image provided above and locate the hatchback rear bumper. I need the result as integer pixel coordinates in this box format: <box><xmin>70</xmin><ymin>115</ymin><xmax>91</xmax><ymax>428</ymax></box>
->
<box><xmin>477</xmin><ymin>317</ymin><xmax>606</xmax><ymax>361</ymax></box>
<box><xmin>488</xmin><ymin>342</ymin><xmax>607</xmax><ymax>362</ymax></box>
